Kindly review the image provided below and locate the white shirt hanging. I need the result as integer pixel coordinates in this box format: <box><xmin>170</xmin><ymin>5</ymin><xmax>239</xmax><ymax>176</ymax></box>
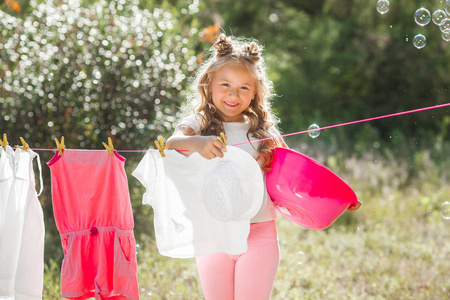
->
<box><xmin>132</xmin><ymin>146</ymin><xmax>264</xmax><ymax>258</ymax></box>
<box><xmin>0</xmin><ymin>148</ymin><xmax>45</xmax><ymax>300</ymax></box>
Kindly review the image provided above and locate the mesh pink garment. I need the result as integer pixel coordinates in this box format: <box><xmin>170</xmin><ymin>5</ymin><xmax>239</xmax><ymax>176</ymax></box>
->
<box><xmin>48</xmin><ymin>149</ymin><xmax>139</xmax><ymax>300</ymax></box>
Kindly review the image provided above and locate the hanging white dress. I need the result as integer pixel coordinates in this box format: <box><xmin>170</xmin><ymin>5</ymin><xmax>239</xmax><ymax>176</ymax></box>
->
<box><xmin>0</xmin><ymin>146</ymin><xmax>14</xmax><ymax>236</ymax></box>
<box><xmin>0</xmin><ymin>148</ymin><xmax>44</xmax><ymax>300</ymax></box>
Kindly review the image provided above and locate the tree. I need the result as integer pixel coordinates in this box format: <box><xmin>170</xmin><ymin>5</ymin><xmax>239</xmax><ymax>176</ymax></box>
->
<box><xmin>0</xmin><ymin>0</ymin><xmax>203</xmax><ymax>262</ymax></box>
<box><xmin>198</xmin><ymin>0</ymin><xmax>450</xmax><ymax>147</ymax></box>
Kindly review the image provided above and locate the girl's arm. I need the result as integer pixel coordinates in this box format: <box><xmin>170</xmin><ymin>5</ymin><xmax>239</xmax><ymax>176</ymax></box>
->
<box><xmin>166</xmin><ymin>134</ymin><xmax>227</xmax><ymax>160</ymax></box>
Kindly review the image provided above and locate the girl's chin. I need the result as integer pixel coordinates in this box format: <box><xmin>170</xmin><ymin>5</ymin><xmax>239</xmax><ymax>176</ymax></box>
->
<box><xmin>220</xmin><ymin>114</ymin><xmax>245</xmax><ymax>122</ymax></box>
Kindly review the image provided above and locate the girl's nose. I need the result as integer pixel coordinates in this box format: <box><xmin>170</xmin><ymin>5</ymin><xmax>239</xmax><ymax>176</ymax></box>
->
<box><xmin>228</xmin><ymin>88</ymin><xmax>238</xmax><ymax>98</ymax></box>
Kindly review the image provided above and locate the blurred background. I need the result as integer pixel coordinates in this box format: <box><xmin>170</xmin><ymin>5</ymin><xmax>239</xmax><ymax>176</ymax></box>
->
<box><xmin>1</xmin><ymin>0</ymin><xmax>449</xmax><ymax>299</ymax></box>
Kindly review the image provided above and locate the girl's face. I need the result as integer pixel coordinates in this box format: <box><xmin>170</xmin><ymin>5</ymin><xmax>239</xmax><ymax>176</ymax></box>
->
<box><xmin>210</xmin><ymin>62</ymin><xmax>256</xmax><ymax>122</ymax></box>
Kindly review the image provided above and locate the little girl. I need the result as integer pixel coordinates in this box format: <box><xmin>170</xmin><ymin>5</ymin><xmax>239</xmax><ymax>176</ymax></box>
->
<box><xmin>166</xmin><ymin>34</ymin><xmax>286</xmax><ymax>300</ymax></box>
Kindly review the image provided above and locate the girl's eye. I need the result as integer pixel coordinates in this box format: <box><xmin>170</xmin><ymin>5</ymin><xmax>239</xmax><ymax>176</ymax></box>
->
<box><xmin>240</xmin><ymin>86</ymin><xmax>249</xmax><ymax>90</ymax></box>
<box><xmin>222</xmin><ymin>83</ymin><xmax>230</xmax><ymax>87</ymax></box>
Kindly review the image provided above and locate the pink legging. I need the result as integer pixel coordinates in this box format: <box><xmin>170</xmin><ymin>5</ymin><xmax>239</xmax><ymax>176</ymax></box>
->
<box><xmin>195</xmin><ymin>220</ymin><xmax>280</xmax><ymax>300</ymax></box>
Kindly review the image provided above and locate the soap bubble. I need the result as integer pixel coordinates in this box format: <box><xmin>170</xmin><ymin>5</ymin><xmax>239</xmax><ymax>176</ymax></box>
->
<box><xmin>376</xmin><ymin>0</ymin><xmax>390</xmax><ymax>14</ymax></box>
<box><xmin>443</xmin><ymin>30</ymin><xmax>450</xmax><ymax>41</ymax></box>
<box><xmin>297</xmin><ymin>251</ymin><xmax>306</xmax><ymax>264</ymax></box>
<box><xmin>440</xmin><ymin>19</ymin><xmax>450</xmax><ymax>32</ymax></box>
<box><xmin>432</xmin><ymin>10</ymin><xmax>447</xmax><ymax>25</ymax></box>
<box><xmin>414</xmin><ymin>8</ymin><xmax>431</xmax><ymax>26</ymax></box>
<box><xmin>308</xmin><ymin>123</ymin><xmax>320</xmax><ymax>138</ymax></box>
<box><xmin>440</xmin><ymin>201</ymin><xmax>450</xmax><ymax>219</ymax></box>
<box><xmin>136</xmin><ymin>244</ymin><xmax>140</xmax><ymax>255</ymax></box>
<box><xmin>413</xmin><ymin>34</ymin><xmax>426</xmax><ymax>49</ymax></box>
<box><xmin>269</xmin><ymin>13</ymin><xmax>279</xmax><ymax>23</ymax></box>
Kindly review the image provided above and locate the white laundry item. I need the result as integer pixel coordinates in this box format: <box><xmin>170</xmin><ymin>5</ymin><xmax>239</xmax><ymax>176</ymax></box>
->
<box><xmin>0</xmin><ymin>146</ymin><xmax>14</xmax><ymax>236</ymax></box>
<box><xmin>174</xmin><ymin>115</ymin><xmax>280</xmax><ymax>223</ymax></box>
<box><xmin>132</xmin><ymin>146</ymin><xmax>264</xmax><ymax>258</ymax></box>
<box><xmin>0</xmin><ymin>148</ymin><xmax>44</xmax><ymax>300</ymax></box>
<box><xmin>201</xmin><ymin>158</ymin><xmax>262</xmax><ymax>222</ymax></box>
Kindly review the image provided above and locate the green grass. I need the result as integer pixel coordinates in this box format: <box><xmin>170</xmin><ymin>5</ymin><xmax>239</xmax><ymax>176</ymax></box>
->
<box><xmin>43</xmin><ymin>150</ymin><xmax>450</xmax><ymax>299</ymax></box>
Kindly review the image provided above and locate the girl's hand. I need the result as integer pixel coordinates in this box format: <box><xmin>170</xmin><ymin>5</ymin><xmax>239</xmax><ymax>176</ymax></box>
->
<box><xmin>347</xmin><ymin>200</ymin><xmax>362</xmax><ymax>211</ymax></box>
<box><xmin>194</xmin><ymin>136</ymin><xmax>227</xmax><ymax>160</ymax></box>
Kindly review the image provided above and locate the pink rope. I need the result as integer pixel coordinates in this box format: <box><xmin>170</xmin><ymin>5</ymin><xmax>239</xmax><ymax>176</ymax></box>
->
<box><xmin>10</xmin><ymin>102</ymin><xmax>450</xmax><ymax>152</ymax></box>
<box><xmin>231</xmin><ymin>102</ymin><xmax>450</xmax><ymax>147</ymax></box>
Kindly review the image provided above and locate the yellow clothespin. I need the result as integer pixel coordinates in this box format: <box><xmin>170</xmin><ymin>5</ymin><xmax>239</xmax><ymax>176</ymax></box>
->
<box><xmin>0</xmin><ymin>133</ymin><xmax>8</xmax><ymax>151</ymax></box>
<box><xmin>54</xmin><ymin>136</ymin><xmax>65</xmax><ymax>156</ymax></box>
<box><xmin>216</xmin><ymin>132</ymin><xmax>227</xmax><ymax>152</ymax></box>
<box><xmin>15</xmin><ymin>137</ymin><xmax>30</xmax><ymax>151</ymax></box>
<box><xmin>154</xmin><ymin>136</ymin><xmax>165</xmax><ymax>157</ymax></box>
<box><xmin>102</xmin><ymin>137</ymin><xmax>115</xmax><ymax>157</ymax></box>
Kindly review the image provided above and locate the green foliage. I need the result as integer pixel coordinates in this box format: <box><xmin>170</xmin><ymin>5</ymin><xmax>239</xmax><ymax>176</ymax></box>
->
<box><xmin>0</xmin><ymin>0</ymin><xmax>202</xmax><ymax>263</ymax></box>
<box><xmin>0</xmin><ymin>0</ymin><xmax>200</xmax><ymax>148</ymax></box>
<box><xmin>200</xmin><ymin>0</ymin><xmax>450</xmax><ymax>147</ymax></box>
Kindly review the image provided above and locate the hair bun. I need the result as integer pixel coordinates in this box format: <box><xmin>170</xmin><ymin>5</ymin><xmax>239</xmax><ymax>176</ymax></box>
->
<box><xmin>214</xmin><ymin>34</ymin><xmax>233</xmax><ymax>57</ymax></box>
<box><xmin>243</xmin><ymin>42</ymin><xmax>260</xmax><ymax>62</ymax></box>
<box><xmin>244</xmin><ymin>42</ymin><xmax>260</xmax><ymax>55</ymax></box>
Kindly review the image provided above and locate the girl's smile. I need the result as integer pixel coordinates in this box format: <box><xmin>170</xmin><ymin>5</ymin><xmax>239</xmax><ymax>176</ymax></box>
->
<box><xmin>224</xmin><ymin>101</ymin><xmax>239</xmax><ymax>107</ymax></box>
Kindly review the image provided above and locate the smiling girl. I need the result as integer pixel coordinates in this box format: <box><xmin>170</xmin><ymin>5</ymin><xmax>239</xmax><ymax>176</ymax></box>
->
<box><xmin>166</xmin><ymin>34</ymin><xmax>286</xmax><ymax>300</ymax></box>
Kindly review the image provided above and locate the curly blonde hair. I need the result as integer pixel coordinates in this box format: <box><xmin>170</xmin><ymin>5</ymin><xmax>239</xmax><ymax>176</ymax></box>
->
<box><xmin>179</xmin><ymin>34</ymin><xmax>283</xmax><ymax>171</ymax></box>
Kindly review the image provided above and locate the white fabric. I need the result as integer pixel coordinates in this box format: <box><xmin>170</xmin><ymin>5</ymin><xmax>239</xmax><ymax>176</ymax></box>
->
<box><xmin>133</xmin><ymin>147</ymin><xmax>264</xmax><ymax>258</ymax></box>
<box><xmin>0</xmin><ymin>148</ymin><xmax>45</xmax><ymax>300</ymax></box>
<box><xmin>175</xmin><ymin>115</ymin><xmax>279</xmax><ymax>223</ymax></box>
<box><xmin>0</xmin><ymin>146</ymin><xmax>14</xmax><ymax>236</ymax></box>
<box><xmin>201</xmin><ymin>159</ymin><xmax>262</xmax><ymax>222</ymax></box>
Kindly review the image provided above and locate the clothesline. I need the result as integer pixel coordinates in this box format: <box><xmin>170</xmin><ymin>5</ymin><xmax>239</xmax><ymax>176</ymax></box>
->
<box><xmin>6</xmin><ymin>102</ymin><xmax>450</xmax><ymax>152</ymax></box>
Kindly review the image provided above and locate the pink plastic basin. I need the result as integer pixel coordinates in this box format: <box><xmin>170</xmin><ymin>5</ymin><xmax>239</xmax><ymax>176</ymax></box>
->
<box><xmin>267</xmin><ymin>147</ymin><xmax>358</xmax><ymax>230</ymax></box>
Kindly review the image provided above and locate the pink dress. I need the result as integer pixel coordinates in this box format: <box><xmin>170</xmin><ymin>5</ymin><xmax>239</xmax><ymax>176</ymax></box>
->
<box><xmin>48</xmin><ymin>149</ymin><xmax>139</xmax><ymax>300</ymax></box>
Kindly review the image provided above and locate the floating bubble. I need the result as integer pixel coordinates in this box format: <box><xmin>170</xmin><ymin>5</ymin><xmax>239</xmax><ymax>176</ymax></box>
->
<box><xmin>413</xmin><ymin>34</ymin><xmax>426</xmax><ymax>49</ymax></box>
<box><xmin>48</xmin><ymin>73</ymin><xmax>54</xmax><ymax>81</ymax></box>
<box><xmin>414</xmin><ymin>8</ymin><xmax>431</xmax><ymax>26</ymax></box>
<box><xmin>432</xmin><ymin>10</ymin><xmax>447</xmax><ymax>25</ymax></box>
<box><xmin>440</xmin><ymin>19</ymin><xmax>450</xmax><ymax>32</ymax></box>
<box><xmin>443</xmin><ymin>30</ymin><xmax>450</xmax><ymax>41</ymax></box>
<box><xmin>376</xmin><ymin>0</ymin><xmax>390</xmax><ymax>14</ymax></box>
<box><xmin>308</xmin><ymin>123</ymin><xmax>320</xmax><ymax>138</ymax></box>
<box><xmin>136</xmin><ymin>244</ymin><xmax>140</xmax><ymax>255</ymax></box>
<box><xmin>297</xmin><ymin>251</ymin><xmax>306</xmax><ymax>264</ymax></box>
<box><xmin>440</xmin><ymin>201</ymin><xmax>450</xmax><ymax>219</ymax></box>
<box><xmin>269</xmin><ymin>13</ymin><xmax>279</xmax><ymax>23</ymax></box>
